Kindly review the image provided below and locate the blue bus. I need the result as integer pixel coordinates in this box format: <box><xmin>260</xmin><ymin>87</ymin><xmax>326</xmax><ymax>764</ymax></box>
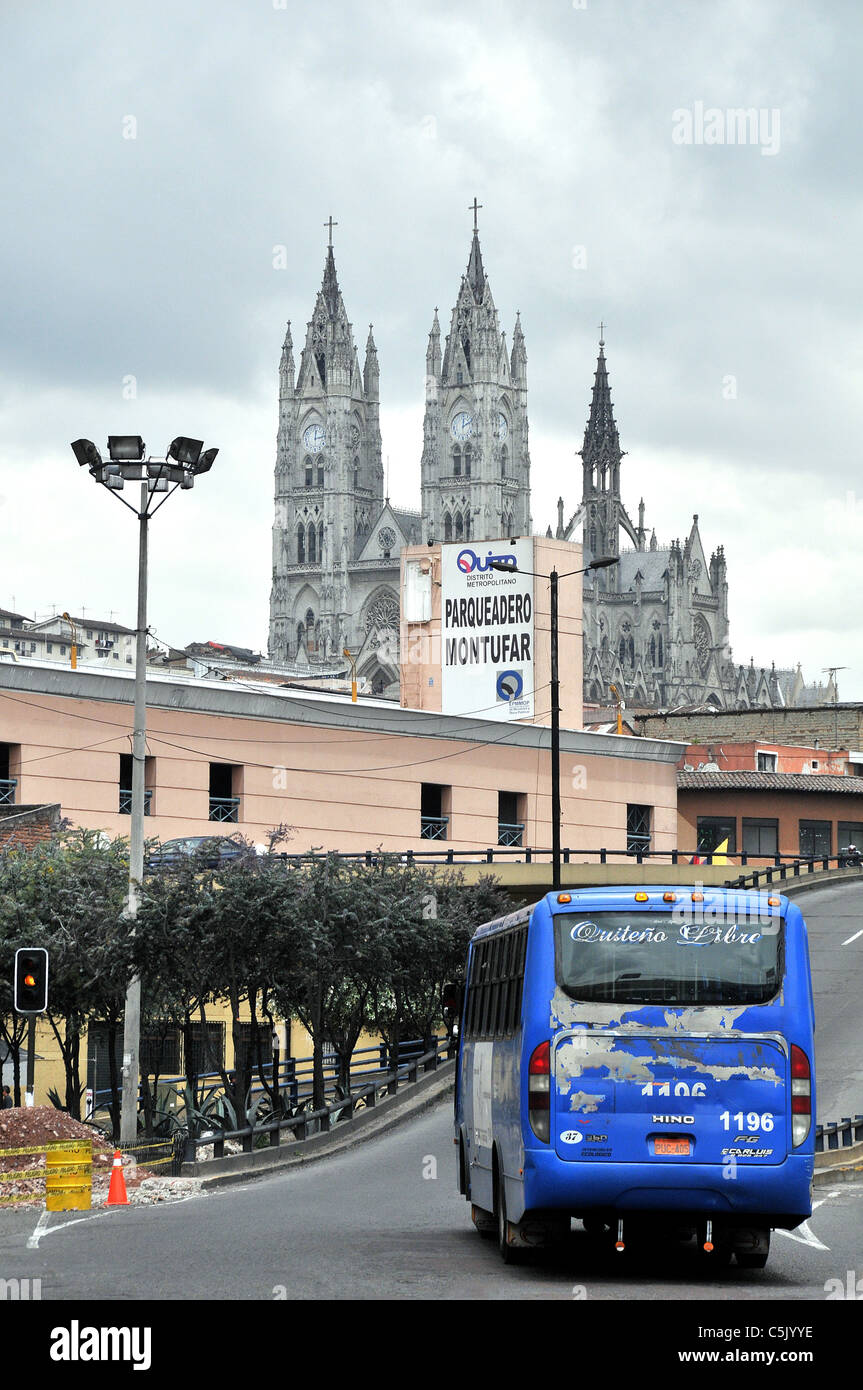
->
<box><xmin>455</xmin><ymin>885</ymin><xmax>815</xmax><ymax>1267</ymax></box>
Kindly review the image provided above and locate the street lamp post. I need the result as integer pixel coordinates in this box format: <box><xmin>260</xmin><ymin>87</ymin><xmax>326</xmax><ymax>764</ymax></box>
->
<box><xmin>492</xmin><ymin>554</ymin><xmax>619</xmax><ymax>891</ymax></box>
<box><xmin>71</xmin><ymin>434</ymin><xmax>217</xmax><ymax>1141</ymax></box>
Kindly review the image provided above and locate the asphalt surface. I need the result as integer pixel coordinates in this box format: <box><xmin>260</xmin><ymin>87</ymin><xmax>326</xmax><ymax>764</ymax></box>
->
<box><xmin>0</xmin><ymin>879</ymin><xmax>859</xmax><ymax>1307</ymax></box>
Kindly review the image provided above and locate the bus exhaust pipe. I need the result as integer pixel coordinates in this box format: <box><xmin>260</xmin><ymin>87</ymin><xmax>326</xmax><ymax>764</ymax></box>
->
<box><xmin>615</xmin><ymin>1219</ymin><xmax>625</xmax><ymax>1252</ymax></box>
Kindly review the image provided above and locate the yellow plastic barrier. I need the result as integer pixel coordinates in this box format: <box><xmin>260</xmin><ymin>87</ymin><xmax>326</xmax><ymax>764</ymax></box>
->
<box><xmin>45</xmin><ymin>1141</ymin><xmax>92</xmax><ymax>1212</ymax></box>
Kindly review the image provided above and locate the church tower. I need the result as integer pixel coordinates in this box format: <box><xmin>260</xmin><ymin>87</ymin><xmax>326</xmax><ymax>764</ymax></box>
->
<box><xmin>269</xmin><ymin>223</ymin><xmax>384</xmax><ymax>663</ymax></box>
<box><xmin>421</xmin><ymin>203</ymin><xmax>530</xmax><ymax>544</ymax></box>
<box><xmin>580</xmin><ymin>333</ymin><xmax>640</xmax><ymax>576</ymax></box>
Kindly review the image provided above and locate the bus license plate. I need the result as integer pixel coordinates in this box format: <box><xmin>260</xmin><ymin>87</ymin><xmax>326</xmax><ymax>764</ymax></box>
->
<box><xmin>655</xmin><ymin>1137</ymin><xmax>690</xmax><ymax>1155</ymax></box>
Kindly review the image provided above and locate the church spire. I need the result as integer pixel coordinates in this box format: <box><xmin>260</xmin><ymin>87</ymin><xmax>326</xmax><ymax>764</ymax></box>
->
<box><xmin>466</xmin><ymin>228</ymin><xmax>486</xmax><ymax>303</ymax></box>
<box><xmin>583</xmin><ymin>338</ymin><xmax>621</xmax><ymax>465</ymax></box>
<box><xmin>279</xmin><ymin>321</ymin><xmax>294</xmax><ymax>396</ymax></box>
<box><xmin>321</xmin><ymin>244</ymin><xmax>341</xmax><ymax>319</ymax></box>
<box><xmin>364</xmin><ymin>323</ymin><xmax>379</xmax><ymax>398</ymax></box>
<box><xmin>426</xmin><ymin>307</ymin><xmax>441</xmax><ymax>385</ymax></box>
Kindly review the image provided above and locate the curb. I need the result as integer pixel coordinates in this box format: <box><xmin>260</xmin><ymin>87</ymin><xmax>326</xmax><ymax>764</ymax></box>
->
<box><xmin>184</xmin><ymin>1062</ymin><xmax>455</xmax><ymax>1190</ymax></box>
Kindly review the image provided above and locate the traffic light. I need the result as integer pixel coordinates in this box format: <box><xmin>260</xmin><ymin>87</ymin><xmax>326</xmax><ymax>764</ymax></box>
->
<box><xmin>14</xmin><ymin>948</ymin><xmax>48</xmax><ymax>1013</ymax></box>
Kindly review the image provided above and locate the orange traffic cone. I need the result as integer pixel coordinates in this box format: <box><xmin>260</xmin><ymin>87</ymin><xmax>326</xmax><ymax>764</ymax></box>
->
<box><xmin>106</xmin><ymin>1150</ymin><xmax>129</xmax><ymax>1206</ymax></box>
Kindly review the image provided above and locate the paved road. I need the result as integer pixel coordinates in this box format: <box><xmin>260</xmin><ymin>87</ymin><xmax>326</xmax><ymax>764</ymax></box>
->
<box><xmin>0</xmin><ymin>1099</ymin><xmax>861</xmax><ymax>1301</ymax></box>
<box><xmin>0</xmin><ymin>879</ymin><xmax>859</xmax><ymax>1304</ymax></box>
<box><xmin>790</xmin><ymin>880</ymin><xmax>863</xmax><ymax>1120</ymax></box>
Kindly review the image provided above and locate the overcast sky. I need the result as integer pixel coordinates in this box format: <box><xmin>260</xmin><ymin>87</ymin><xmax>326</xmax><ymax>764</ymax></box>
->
<box><xmin>1</xmin><ymin>0</ymin><xmax>860</xmax><ymax>697</ymax></box>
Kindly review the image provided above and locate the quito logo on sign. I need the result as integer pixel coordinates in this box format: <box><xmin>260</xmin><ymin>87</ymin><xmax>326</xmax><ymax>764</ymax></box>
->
<box><xmin>456</xmin><ymin>549</ymin><xmax>517</xmax><ymax>574</ymax></box>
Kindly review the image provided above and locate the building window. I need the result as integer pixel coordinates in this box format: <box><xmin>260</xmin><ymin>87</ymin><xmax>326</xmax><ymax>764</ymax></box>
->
<box><xmin>756</xmin><ymin>751</ymin><xmax>778</xmax><ymax>772</ymax></box>
<box><xmin>464</xmin><ymin>444</ymin><xmax>471</xmax><ymax>478</ymax></box>
<box><xmin>838</xmin><ymin>822</ymin><xmax>863</xmax><ymax>852</ymax></box>
<box><xmin>209</xmin><ymin>763</ymin><xmax>241</xmax><ymax>822</ymax></box>
<box><xmin>139</xmin><ymin>1025</ymin><xmax>181</xmax><ymax>1078</ymax></box>
<box><xmin>47</xmin><ymin>642</ymin><xmax>53</xmax><ymax>654</ymax></box>
<box><xmin>234</xmin><ymin>1023</ymin><xmax>273</xmax><ymax>1079</ymax></box>
<box><xmin>626</xmin><ymin>804</ymin><xmax>651</xmax><ymax>854</ymax></box>
<box><xmin>498</xmin><ymin>791</ymin><xmax>525</xmax><ymax>847</ymax></box>
<box><xmin>421</xmin><ymin>784</ymin><xmax>450</xmax><ymax>840</ymax></box>
<box><xmin>297</xmin><ymin>525</ymin><xmax>305</xmax><ymax>563</ymax></box>
<box><xmin>188</xmin><ymin>1022</ymin><xmax>225</xmax><ymax>1079</ymax></box>
<box><xmin>452</xmin><ymin>446</ymin><xmax>461</xmax><ymax>477</ymax></box>
<box><xmin>696</xmin><ymin>817</ymin><xmax>737</xmax><ymax>855</ymax></box>
<box><xmin>0</xmin><ymin>742</ymin><xmax>19</xmax><ymax>806</ymax></box>
<box><xmin>742</xmin><ymin>818</ymin><xmax>778</xmax><ymax>857</ymax></box>
<box><xmin>317</xmin><ymin>462</ymin><xmax>325</xmax><ymax>487</ymax></box>
<box><xmin>119</xmin><ymin>753</ymin><xmax>153</xmax><ymax>815</ymax></box>
<box><xmin>799</xmin><ymin>821</ymin><xmax>831</xmax><ymax>859</ymax></box>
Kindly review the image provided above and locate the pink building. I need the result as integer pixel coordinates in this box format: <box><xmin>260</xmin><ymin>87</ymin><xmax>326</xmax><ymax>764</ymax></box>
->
<box><xmin>0</xmin><ymin>660</ymin><xmax>682</xmax><ymax>860</ymax></box>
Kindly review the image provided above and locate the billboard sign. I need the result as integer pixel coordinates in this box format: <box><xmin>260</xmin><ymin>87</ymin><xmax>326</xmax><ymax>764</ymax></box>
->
<box><xmin>441</xmin><ymin>538</ymin><xmax>534</xmax><ymax>720</ymax></box>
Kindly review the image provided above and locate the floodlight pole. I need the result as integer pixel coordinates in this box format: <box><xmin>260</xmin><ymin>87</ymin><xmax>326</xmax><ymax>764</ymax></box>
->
<box><xmin>72</xmin><ymin>435</ymin><xmax>217</xmax><ymax>1142</ymax></box>
<box><xmin>121</xmin><ymin>481</ymin><xmax>149</xmax><ymax>1143</ymax></box>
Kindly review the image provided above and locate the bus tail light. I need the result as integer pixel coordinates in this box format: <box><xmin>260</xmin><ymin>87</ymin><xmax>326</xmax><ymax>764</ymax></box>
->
<box><xmin>528</xmin><ymin>1040</ymin><xmax>550</xmax><ymax>1143</ymax></box>
<box><xmin>790</xmin><ymin>1044</ymin><xmax>811</xmax><ymax>1146</ymax></box>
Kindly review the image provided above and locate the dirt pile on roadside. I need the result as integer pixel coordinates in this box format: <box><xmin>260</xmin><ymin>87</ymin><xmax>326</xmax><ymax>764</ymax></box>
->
<box><xmin>0</xmin><ymin>1106</ymin><xmax>154</xmax><ymax>1208</ymax></box>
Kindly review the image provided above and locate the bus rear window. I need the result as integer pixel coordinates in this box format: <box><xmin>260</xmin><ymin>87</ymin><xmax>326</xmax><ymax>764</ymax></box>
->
<box><xmin>553</xmin><ymin>911</ymin><xmax>782</xmax><ymax>1006</ymax></box>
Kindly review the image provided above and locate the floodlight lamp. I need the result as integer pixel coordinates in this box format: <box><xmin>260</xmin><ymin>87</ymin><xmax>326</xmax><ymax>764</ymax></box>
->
<box><xmin>148</xmin><ymin>476</ymin><xmax>169</xmax><ymax>493</ymax></box>
<box><xmin>194</xmin><ymin>447</ymin><xmax>218</xmax><ymax>474</ymax></box>
<box><xmin>168</xmin><ymin>437</ymin><xmax>203</xmax><ymax>466</ymax></box>
<box><xmin>71</xmin><ymin>439</ymin><xmax>103</xmax><ymax>470</ymax></box>
<box><xmin>107</xmin><ymin>435</ymin><xmax>145</xmax><ymax>462</ymax></box>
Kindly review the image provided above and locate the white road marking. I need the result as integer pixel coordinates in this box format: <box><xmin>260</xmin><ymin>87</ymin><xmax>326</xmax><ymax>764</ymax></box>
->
<box><xmin>27</xmin><ymin>1211</ymin><xmax>111</xmax><ymax>1248</ymax></box>
<box><xmin>774</xmin><ymin>1220</ymin><xmax>829</xmax><ymax>1251</ymax></box>
<box><xmin>841</xmin><ymin>929</ymin><xmax>863</xmax><ymax>945</ymax></box>
<box><xmin>773</xmin><ymin>1192</ymin><xmax>839</xmax><ymax>1252</ymax></box>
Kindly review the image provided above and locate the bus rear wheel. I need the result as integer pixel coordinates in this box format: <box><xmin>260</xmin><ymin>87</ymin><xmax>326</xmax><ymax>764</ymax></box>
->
<box><xmin>495</xmin><ymin>1173</ymin><xmax>524</xmax><ymax>1265</ymax></box>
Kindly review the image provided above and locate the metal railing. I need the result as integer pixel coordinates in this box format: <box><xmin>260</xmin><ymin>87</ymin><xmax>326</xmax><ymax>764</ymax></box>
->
<box><xmin>119</xmin><ymin>788</ymin><xmax>152</xmax><ymax>816</ymax></box>
<box><xmin>815</xmin><ymin>1115</ymin><xmax>863</xmax><ymax>1154</ymax></box>
<box><xmin>420</xmin><ymin>815</ymin><xmax>449</xmax><ymax>841</ymax></box>
<box><xmin>497</xmin><ymin>822</ymin><xmax>524</xmax><ymax>848</ymax></box>
<box><xmin>0</xmin><ymin>778</ymin><xmax>17</xmax><ymax>806</ymax></box>
<box><xmin>262</xmin><ymin>846</ymin><xmax>863</xmax><ymax>870</ymax></box>
<box><xmin>180</xmin><ymin>1036</ymin><xmax>452</xmax><ymax>1164</ymax></box>
<box><xmin>208</xmin><ymin>796</ymin><xmax>240</xmax><ymax>823</ymax></box>
<box><xmin>724</xmin><ymin>856</ymin><xmax>863</xmax><ymax>890</ymax></box>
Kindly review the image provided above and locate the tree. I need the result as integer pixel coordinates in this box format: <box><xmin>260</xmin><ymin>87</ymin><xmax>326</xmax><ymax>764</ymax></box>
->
<box><xmin>0</xmin><ymin>830</ymin><xmax>132</xmax><ymax>1128</ymax></box>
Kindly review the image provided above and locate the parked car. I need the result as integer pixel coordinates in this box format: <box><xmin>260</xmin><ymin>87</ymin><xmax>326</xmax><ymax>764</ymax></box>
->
<box><xmin>145</xmin><ymin>834</ymin><xmax>250</xmax><ymax>872</ymax></box>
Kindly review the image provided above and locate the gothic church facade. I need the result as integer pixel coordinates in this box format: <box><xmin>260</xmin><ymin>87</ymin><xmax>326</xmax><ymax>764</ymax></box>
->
<box><xmin>269</xmin><ymin>222</ymin><xmax>804</xmax><ymax>710</ymax></box>
<box><xmin>268</xmin><ymin>223</ymin><xmax>531</xmax><ymax>693</ymax></box>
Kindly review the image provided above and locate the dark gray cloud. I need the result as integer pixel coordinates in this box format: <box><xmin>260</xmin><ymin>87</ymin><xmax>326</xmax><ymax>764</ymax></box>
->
<box><xmin>1</xmin><ymin>0</ymin><xmax>860</xmax><ymax>694</ymax></box>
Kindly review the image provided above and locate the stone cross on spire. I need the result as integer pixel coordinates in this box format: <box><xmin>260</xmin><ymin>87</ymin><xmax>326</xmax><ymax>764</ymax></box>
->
<box><xmin>469</xmin><ymin>197</ymin><xmax>482</xmax><ymax>231</ymax></box>
<box><xmin>324</xmin><ymin>215</ymin><xmax>338</xmax><ymax>247</ymax></box>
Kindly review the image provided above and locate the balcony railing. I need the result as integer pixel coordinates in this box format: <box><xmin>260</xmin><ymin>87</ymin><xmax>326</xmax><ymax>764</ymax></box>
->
<box><xmin>119</xmin><ymin>788</ymin><xmax>153</xmax><ymax>816</ymax></box>
<box><xmin>0</xmin><ymin>778</ymin><xmax>17</xmax><ymax>806</ymax></box>
<box><xmin>497</xmin><ymin>821</ymin><xmax>524</xmax><ymax>848</ymax></box>
<box><xmin>420</xmin><ymin>815</ymin><xmax>449</xmax><ymax>841</ymax></box>
<box><xmin>209</xmin><ymin>795</ymin><xmax>240</xmax><ymax>823</ymax></box>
